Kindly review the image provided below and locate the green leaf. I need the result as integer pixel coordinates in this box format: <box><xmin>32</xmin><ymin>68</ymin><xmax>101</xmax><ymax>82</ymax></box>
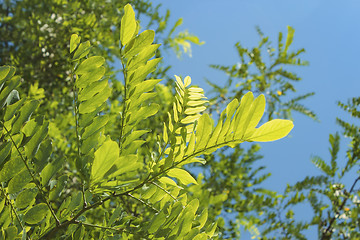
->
<box><xmin>76</xmin><ymin>66</ymin><xmax>105</xmax><ymax>89</ymax></box>
<box><xmin>242</xmin><ymin>94</ymin><xmax>265</xmax><ymax>137</ymax></box>
<box><xmin>73</xmin><ymin>41</ymin><xmax>91</xmax><ymax>60</ymax></box>
<box><xmin>105</xmin><ymin>154</ymin><xmax>141</xmax><ymax>178</ymax></box>
<box><xmin>127</xmin><ymin>103</ymin><xmax>159</xmax><ymax>126</ymax></box>
<box><xmin>122</xmin><ymin>130</ymin><xmax>149</xmax><ymax>148</ymax></box>
<box><xmin>184</xmin><ymin>229</ymin><xmax>200</xmax><ymax>240</ymax></box>
<box><xmin>128</xmin><ymin>58</ymin><xmax>161</xmax><ymax>85</ymax></box>
<box><xmin>148</xmin><ymin>211</ymin><xmax>167</xmax><ymax>234</ymax></box>
<box><xmin>11</xmin><ymin>100</ymin><xmax>39</xmax><ymax>134</ymax></box>
<box><xmin>195</xmin><ymin>114</ymin><xmax>213</xmax><ymax>150</ymax></box>
<box><xmin>0</xmin><ymin>75</ymin><xmax>20</xmax><ymax>106</ymax></box>
<box><xmin>67</xmin><ymin>191</ymin><xmax>83</xmax><ymax>213</ymax></box>
<box><xmin>3</xmin><ymin>226</ymin><xmax>17</xmax><ymax>240</ymax></box>
<box><xmin>15</xmin><ymin>185</ymin><xmax>38</xmax><ymax>209</ymax></box>
<box><xmin>4</xmin><ymin>97</ymin><xmax>26</xmax><ymax>121</ymax></box>
<box><xmin>197</xmin><ymin>208</ymin><xmax>208</xmax><ymax>229</ymax></box>
<box><xmin>128</xmin><ymin>44</ymin><xmax>160</xmax><ymax>71</ymax></box>
<box><xmin>184</xmin><ymin>106</ymin><xmax>207</xmax><ymax>115</ymax></box>
<box><xmin>109</xmin><ymin>206</ymin><xmax>122</xmax><ymax>226</ymax></box>
<box><xmin>181</xmin><ymin>114</ymin><xmax>201</xmax><ymax>124</ymax></box>
<box><xmin>78</xmin><ymin>79</ymin><xmax>108</xmax><ymax>101</ymax></box>
<box><xmin>40</xmin><ymin>158</ymin><xmax>63</xmax><ymax>186</ymax></box>
<box><xmin>167</xmin><ymin>168</ymin><xmax>197</xmax><ymax>185</ymax></box>
<box><xmin>79</xmin><ymin>85</ymin><xmax>111</xmax><ymax>114</ymax></box>
<box><xmin>34</xmin><ymin>139</ymin><xmax>52</xmax><ymax>173</ymax></box>
<box><xmin>0</xmin><ymin>157</ymin><xmax>24</xmax><ymax>182</ymax></box>
<box><xmin>0</xmin><ymin>66</ymin><xmax>11</xmax><ymax>82</ymax></box>
<box><xmin>311</xmin><ymin>156</ymin><xmax>332</xmax><ymax>176</ymax></box>
<box><xmin>120</xmin><ymin>4</ymin><xmax>137</xmax><ymax>46</ymax></box>
<box><xmin>205</xmin><ymin>222</ymin><xmax>218</xmax><ymax>237</ymax></box>
<box><xmin>23</xmin><ymin>203</ymin><xmax>49</xmax><ymax>225</ymax></box>
<box><xmin>128</xmin><ymin>92</ymin><xmax>157</xmax><ymax>110</ymax></box>
<box><xmin>75</xmin><ymin>56</ymin><xmax>105</xmax><ymax>75</ymax></box>
<box><xmin>8</xmin><ymin>168</ymin><xmax>32</xmax><ymax>194</ymax></box>
<box><xmin>129</xmin><ymin>79</ymin><xmax>161</xmax><ymax>99</ymax></box>
<box><xmin>284</xmin><ymin>26</ymin><xmax>295</xmax><ymax>53</ymax></box>
<box><xmin>91</xmin><ymin>139</ymin><xmax>119</xmax><ymax>184</ymax></box>
<box><xmin>0</xmin><ymin>141</ymin><xmax>11</xmax><ymax>166</ymax></box>
<box><xmin>246</xmin><ymin>119</ymin><xmax>294</xmax><ymax>142</ymax></box>
<box><xmin>25</xmin><ymin>121</ymin><xmax>49</xmax><ymax>159</ymax></box>
<box><xmin>82</xmin><ymin>115</ymin><xmax>108</xmax><ymax>139</ymax></box>
<box><xmin>70</xmin><ymin>34</ymin><xmax>80</xmax><ymax>54</ymax></box>
<box><xmin>49</xmin><ymin>175</ymin><xmax>67</xmax><ymax>201</ymax></box>
<box><xmin>124</xmin><ymin>30</ymin><xmax>155</xmax><ymax>59</ymax></box>
<box><xmin>234</xmin><ymin>92</ymin><xmax>254</xmax><ymax>136</ymax></box>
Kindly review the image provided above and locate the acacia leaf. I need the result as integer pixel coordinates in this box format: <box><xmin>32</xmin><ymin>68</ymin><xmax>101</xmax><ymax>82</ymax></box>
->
<box><xmin>23</xmin><ymin>203</ymin><xmax>49</xmax><ymax>225</ymax></box>
<box><xmin>167</xmin><ymin>168</ymin><xmax>197</xmax><ymax>185</ymax></box>
<box><xmin>247</xmin><ymin>119</ymin><xmax>293</xmax><ymax>142</ymax></box>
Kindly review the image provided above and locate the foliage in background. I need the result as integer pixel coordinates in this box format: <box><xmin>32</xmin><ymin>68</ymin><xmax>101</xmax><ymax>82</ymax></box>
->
<box><xmin>0</xmin><ymin>4</ymin><xmax>294</xmax><ymax>239</ymax></box>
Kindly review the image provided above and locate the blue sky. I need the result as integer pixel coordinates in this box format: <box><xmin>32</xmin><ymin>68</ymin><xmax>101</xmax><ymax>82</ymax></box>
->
<box><xmin>150</xmin><ymin>0</ymin><xmax>360</xmax><ymax>238</ymax></box>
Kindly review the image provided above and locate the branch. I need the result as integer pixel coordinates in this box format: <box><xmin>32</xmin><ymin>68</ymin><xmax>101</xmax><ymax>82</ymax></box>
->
<box><xmin>76</xmin><ymin>220</ymin><xmax>128</xmax><ymax>233</ymax></box>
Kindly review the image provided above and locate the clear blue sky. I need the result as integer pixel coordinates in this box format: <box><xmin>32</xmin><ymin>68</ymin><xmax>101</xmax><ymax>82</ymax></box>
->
<box><xmin>151</xmin><ymin>0</ymin><xmax>359</xmax><ymax>238</ymax></box>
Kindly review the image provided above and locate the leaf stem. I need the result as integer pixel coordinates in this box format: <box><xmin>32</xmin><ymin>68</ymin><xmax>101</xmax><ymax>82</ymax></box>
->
<box><xmin>127</xmin><ymin>193</ymin><xmax>159</xmax><ymax>213</ymax></box>
<box><xmin>76</xmin><ymin>220</ymin><xmax>127</xmax><ymax>233</ymax></box>
<box><xmin>150</xmin><ymin>181</ymin><xmax>177</xmax><ymax>201</ymax></box>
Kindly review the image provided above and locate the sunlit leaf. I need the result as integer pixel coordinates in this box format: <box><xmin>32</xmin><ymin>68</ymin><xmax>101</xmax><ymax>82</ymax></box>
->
<box><xmin>167</xmin><ymin>168</ymin><xmax>197</xmax><ymax>185</ymax></box>
<box><xmin>120</xmin><ymin>4</ymin><xmax>137</xmax><ymax>46</ymax></box>
<box><xmin>247</xmin><ymin>119</ymin><xmax>293</xmax><ymax>142</ymax></box>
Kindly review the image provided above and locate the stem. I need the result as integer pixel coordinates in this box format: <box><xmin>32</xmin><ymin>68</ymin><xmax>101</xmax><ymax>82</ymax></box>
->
<box><xmin>321</xmin><ymin>176</ymin><xmax>360</xmax><ymax>239</ymax></box>
<box><xmin>77</xmin><ymin>221</ymin><xmax>127</xmax><ymax>232</ymax></box>
<box><xmin>127</xmin><ymin>193</ymin><xmax>159</xmax><ymax>213</ymax></box>
<box><xmin>150</xmin><ymin>181</ymin><xmax>177</xmax><ymax>201</ymax></box>
<box><xmin>1</xmin><ymin>122</ymin><xmax>60</xmax><ymax>226</ymax></box>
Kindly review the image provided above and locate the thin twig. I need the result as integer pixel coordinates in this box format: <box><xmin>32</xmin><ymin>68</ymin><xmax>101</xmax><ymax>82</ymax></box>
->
<box><xmin>76</xmin><ymin>220</ymin><xmax>126</xmax><ymax>232</ymax></box>
<box><xmin>150</xmin><ymin>181</ymin><xmax>177</xmax><ymax>201</ymax></box>
<box><xmin>127</xmin><ymin>193</ymin><xmax>159</xmax><ymax>213</ymax></box>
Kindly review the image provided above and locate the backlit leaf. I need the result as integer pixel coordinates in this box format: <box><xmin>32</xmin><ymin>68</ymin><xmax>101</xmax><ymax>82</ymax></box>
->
<box><xmin>91</xmin><ymin>139</ymin><xmax>119</xmax><ymax>184</ymax></box>
<box><xmin>167</xmin><ymin>168</ymin><xmax>197</xmax><ymax>185</ymax></box>
<box><xmin>120</xmin><ymin>4</ymin><xmax>137</xmax><ymax>46</ymax></box>
<box><xmin>247</xmin><ymin>119</ymin><xmax>293</xmax><ymax>142</ymax></box>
